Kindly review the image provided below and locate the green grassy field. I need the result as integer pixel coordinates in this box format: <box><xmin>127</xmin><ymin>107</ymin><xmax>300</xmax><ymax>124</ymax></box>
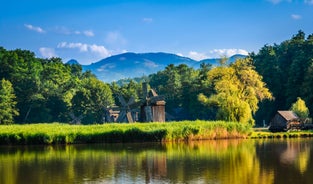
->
<box><xmin>0</xmin><ymin>121</ymin><xmax>252</xmax><ymax>145</ymax></box>
<box><xmin>2</xmin><ymin>122</ymin><xmax>313</xmax><ymax>145</ymax></box>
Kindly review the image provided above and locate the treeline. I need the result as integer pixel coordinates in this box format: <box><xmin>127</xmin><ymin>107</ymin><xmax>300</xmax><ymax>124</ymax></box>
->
<box><xmin>0</xmin><ymin>47</ymin><xmax>114</xmax><ymax>124</ymax></box>
<box><xmin>113</xmin><ymin>31</ymin><xmax>313</xmax><ymax>126</ymax></box>
<box><xmin>1</xmin><ymin>31</ymin><xmax>312</xmax><ymax>126</ymax></box>
<box><xmin>252</xmin><ymin>30</ymin><xmax>313</xmax><ymax>125</ymax></box>
<box><xmin>114</xmin><ymin>59</ymin><xmax>272</xmax><ymax>125</ymax></box>
<box><xmin>0</xmin><ymin>46</ymin><xmax>271</xmax><ymax>125</ymax></box>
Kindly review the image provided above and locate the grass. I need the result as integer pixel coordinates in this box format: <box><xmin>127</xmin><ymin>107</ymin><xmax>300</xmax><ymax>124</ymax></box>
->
<box><xmin>250</xmin><ymin>127</ymin><xmax>313</xmax><ymax>139</ymax></box>
<box><xmin>0</xmin><ymin>121</ymin><xmax>252</xmax><ymax>145</ymax></box>
<box><xmin>2</xmin><ymin>121</ymin><xmax>313</xmax><ymax>145</ymax></box>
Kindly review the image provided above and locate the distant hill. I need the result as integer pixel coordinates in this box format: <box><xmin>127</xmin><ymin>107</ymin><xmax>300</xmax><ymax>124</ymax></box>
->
<box><xmin>199</xmin><ymin>54</ymin><xmax>247</xmax><ymax>66</ymax></box>
<box><xmin>70</xmin><ymin>52</ymin><xmax>247</xmax><ymax>82</ymax></box>
<box><xmin>81</xmin><ymin>52</ymin><xmax>196</xmax><ymax>82</ymax></box>
<box><xmin>66</xmin><ymin>59</ymin><xmax>80</xmax><ymax>65</ymax></box>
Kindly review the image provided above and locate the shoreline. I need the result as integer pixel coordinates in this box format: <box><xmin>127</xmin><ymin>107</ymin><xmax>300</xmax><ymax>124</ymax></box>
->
<box><xmin>0</xmin><ymin>122</ymin><xmax>312</xmax><ymax>145</ymax></box>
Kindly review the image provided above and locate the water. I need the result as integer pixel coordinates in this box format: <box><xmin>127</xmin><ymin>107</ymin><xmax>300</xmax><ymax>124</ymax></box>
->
<box><xmin>0</xmin><ymin>139</ymin><xmax>312</xmax><ymax>184</ymax></box>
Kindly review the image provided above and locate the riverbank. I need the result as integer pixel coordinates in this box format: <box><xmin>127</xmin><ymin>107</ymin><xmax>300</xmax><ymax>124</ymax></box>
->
<box><xmin>2</xmin><ymin>122</ymin><xmax>313</xmax><ymax>145</ymax></box>
<box><xmin>250</xmin><ymin>127</ymin><xmax>313</xmax><ymax>138</ymax></box>
<box><xmin>0</xmin><ymin>121</ymin><xmax>251</xmax><ymax>145</ymax></box>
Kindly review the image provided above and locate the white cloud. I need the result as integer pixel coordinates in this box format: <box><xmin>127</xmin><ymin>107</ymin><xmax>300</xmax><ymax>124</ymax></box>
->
<box><xmin>97</xmin><ymin>63</ymin><xmax>116</xmax><ymax>72</ymax></box>
<box><xmin>291</xmin><ymin>14</ymin><xmax>302</xmax><ymax>20</ymax></box>
<box><xmin>57</xmin><ymin>42</ymin><xmax>111</xmax><ymax>58</ymax></box>
<box><xmin>142</xmin><ymin>18</ymin><xmax>153</xmax><ymax>23</ymax></box>
<box><xmin>209</xmin><ymin>49</ymin><xmax>249</xmax><ymax>57</ymax></box>
<box><xmin>24</xmin><ymin>24</ymin><xmax>45</xmax><ymax>33</ymax></box>
<box><xmin>39</xmin><ymin>47</ymin><xmax>57</xmax><ymax>58</ymax></box>
<box><xmin>89</xmin><ymin>44</ymin><xmax>110</xmax><ymax>57</ymax></box>
<box><xmin>58</xmin><ymin>42</ymin><xmax>88</xmax><ymax>52</ymax></box>
<box><xmin>144</xmin><ymin>60</ymin><xmax>159</xmax><ymax>68</ymax></box>
<box><xmin>188</xmin><ymin>51</ymin><xmax>208</xmax><ymax>61</ymax></box>
<box><xmin>54</xmin><ymin>26</ymin><xmax>94</xmax><ymax>37</ymax></box>
<box><xmin>105</xmin><ymin>31</ymin><xmax>127</xmax><ymax>46</ymax></box>
<box><xmin>176</xmin><ymin>53</ymin><xmax>183</xmax><ymax>57</ymax></box>
<box><xmin>54</xmin><ymin>26</ymin><xmax>71</xmax><ymax>35</ymax></box>
<box><xmin>184</xmin><ymin>49</ymin><xmax>249</xmax><ymax>61</ymax></box>
<box><xmin>83</xmin><ymin>30</ymin><xmax>94</xmax><ymax>37</ymax></box>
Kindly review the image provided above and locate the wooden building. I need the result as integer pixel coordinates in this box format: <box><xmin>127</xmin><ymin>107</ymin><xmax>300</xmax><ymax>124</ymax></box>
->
<box><xmin>269</xmin><ymin>111</ymin><xmax>301</xmax><ymax>132</ymax></box>
<box><xmin>140</xmin><ymin>87</ymin><xmax>166</xmax><ymax>122</ymax></box>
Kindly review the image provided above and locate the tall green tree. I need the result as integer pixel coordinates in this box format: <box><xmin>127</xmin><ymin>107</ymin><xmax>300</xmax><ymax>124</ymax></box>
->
<box><xmin>71</xmin><ymin>77</ymin><xmax>114</xmax><ymax>124</ymax></box>
<box><xmin>149</xmin><ymin>64</ymin><xmax>200</xmax><ymax>119</ymax></box>
<box><xmin>0</xmin><ymin>79</ymin><xmax>19</xmax><ymax>124</ymax></box>
<box><xmin>290</xmin><ymin>97</ymin><xmax>309</xmax><ymax>119</ymax></box>
<box><xmin>199</xmin><ymin>58</ymin><xmax>272</xmax><ymax>125</ymax></box>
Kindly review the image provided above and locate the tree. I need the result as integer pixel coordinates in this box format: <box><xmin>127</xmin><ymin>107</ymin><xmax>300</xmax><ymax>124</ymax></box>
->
<box><xmin>252</xmin><ymin>30</ymin><xmax>313</xmax><ymax>125</ymax></box>
<box><xmin>198</xmin><ymin>58</ymin><xmax>272</xmax><ymax>125</ymax></box>
<box><xmin>71</xmin><ymin>77</ymin><xmax>114</xmax><ymax>124</ymax></box>
<box><xmin>290</xmin><ymin>97</ymin><xmax>309</xmax><ymax>119</ymax></box>
<box><xmin>149</xmin><ymin>64</ymin><xmax>200</xmax><ymax>119</ymax></box>
<box><xmin>0</xmin><ymin>79</ymin><xmax>19</xmax><ymax>124</ymax></box>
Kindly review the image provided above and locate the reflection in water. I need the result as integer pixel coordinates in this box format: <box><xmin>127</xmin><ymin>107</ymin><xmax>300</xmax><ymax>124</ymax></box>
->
<box><xmin>256</xmin><ymin>139</ymin><xmax>313</xmax><ymax>184</ymax></box>
<box><xmin>0</xmin><ymin>139</ymin><xmax>312</xmax><ymax>184</ymax></box>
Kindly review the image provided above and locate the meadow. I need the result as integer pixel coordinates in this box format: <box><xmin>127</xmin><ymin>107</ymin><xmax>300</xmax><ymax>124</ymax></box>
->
<box><xmin>0</xmin><ymin>121</ymin><xmax>251</xmax><ymax>145</ymax></box>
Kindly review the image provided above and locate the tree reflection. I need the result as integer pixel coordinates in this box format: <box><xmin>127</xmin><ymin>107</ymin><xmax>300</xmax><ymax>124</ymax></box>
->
<box><xmin>0</xmin><ymin>139</ymin><xmax>312</xmax><ymax>184</ymax></box>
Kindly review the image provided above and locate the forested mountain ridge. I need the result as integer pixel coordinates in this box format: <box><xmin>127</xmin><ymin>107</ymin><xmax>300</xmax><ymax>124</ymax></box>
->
<box><xmin>69</xmin><ymin>52</ymin><xmax>246</xmax><ymax>82</ymax></box>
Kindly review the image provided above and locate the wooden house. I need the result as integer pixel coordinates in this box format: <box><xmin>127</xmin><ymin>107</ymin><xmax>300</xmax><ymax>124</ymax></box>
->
<box><xmin>269</xmin><ymin>111</ymin><xmax>302</xmax><ymax>132</ymax></box>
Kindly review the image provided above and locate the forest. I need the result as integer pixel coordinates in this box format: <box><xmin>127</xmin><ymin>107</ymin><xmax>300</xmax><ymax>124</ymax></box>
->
<box><xmin>0</xmin><ymin>31</ymin><xmax>312</xmax><ymax>126</ymax></box>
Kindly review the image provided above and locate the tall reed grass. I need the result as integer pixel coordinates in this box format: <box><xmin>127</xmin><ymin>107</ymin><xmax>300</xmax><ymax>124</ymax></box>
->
<box><xmin>0</xmin><ymin>121</ymin><xmax>252</xmax><ymax>145</ymax></box>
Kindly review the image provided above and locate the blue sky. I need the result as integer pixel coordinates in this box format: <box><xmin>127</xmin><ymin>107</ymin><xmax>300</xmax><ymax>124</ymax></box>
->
<box><xmin>1</xmin><ymin>0</ymin><xmax>313</xmax><ymax>65</ymax></box>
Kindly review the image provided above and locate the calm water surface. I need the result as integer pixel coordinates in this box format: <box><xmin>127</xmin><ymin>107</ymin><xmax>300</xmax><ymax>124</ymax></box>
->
<box><xmin>0</xmin><ymin>139</ymin><xmax>313</xmax><ymax>184</ymax></box>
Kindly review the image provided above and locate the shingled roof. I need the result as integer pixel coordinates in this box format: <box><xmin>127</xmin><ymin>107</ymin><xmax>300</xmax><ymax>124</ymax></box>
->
<box><xmin>277</xmin><ymin>111</ymin><xmax>299</xmax><ymax>121</ymax></box>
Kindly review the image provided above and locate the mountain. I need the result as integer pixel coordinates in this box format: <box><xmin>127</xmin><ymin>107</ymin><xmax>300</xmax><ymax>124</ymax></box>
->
<box><xmin>66</xmin><ymin>59</ymin><xmax>80</xmax><ymax>65</ymax></box>
<box><xmin>199</xmin><ymin>54</ymin><xmax>247</xmax><ymax>66</ymax></box>
<box><xmin>82</xmin><ymin>52</ymin><xmax>197</xmax><ymax>82</ymax></box>
<box><xmin>74</xmin><ymin>52</ymin><xmax>247</xmax><ymax>82</ymax></box>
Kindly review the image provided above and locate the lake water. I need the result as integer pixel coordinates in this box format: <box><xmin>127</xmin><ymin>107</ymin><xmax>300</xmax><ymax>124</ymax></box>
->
<box><xmin>0</xmin><ymin>138</ymin><xmax>313</xmax><ymax>184</ymax></box>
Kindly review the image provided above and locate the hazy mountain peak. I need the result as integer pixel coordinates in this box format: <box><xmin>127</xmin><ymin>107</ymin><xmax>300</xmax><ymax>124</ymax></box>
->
<box><xmin>66</xmin><ymin>59</ymin><xmax>80</xmax><ymax>65</ymax></box>
<box><xmin>71</xmin><ymin>52</ymin><xmax>246</xmax><ymax>82</ymax></box>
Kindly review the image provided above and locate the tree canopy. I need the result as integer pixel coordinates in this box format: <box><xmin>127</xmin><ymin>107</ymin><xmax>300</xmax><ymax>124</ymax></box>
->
<box><xmin>198</xmin><ymin>58</ymin><xmax>272</xmax><ymax>125</ymax></box>
<box><xmin>0</xmin><ymin>79</ymin><xmax>19</xmax><ymax>124</ymax></box>
<box><xmin>0</xmin><ymin>47</ymin><xmax>114</xmax><ymax>124</ymax></box>
<box><xmin>252</xmin><ymin>30</ymin><xmax>313</xmax><ymax>125</ymax></box>
<box><xmin>291</xmin><ymin>97</ymin><xmax>310</xmax><ymax>119</ymax></box>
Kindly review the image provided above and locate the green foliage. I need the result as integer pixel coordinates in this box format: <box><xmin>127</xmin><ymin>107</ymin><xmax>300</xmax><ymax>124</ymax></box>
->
<box><xmin>253</xmin><ymin>30</ymin><xmax>313</xmax><ymax>126</ymax></box>
<box><xmin>0</xmin><ymin>121</ymin><xmax>252</xmax><ymax>145</ymax></box>
<box><xmin>0</xmin><ymin>79</ymin><xmax>19</xmax><ymax>124</ymax></box>
<box><xmin>0</xmin><ymin>47</ymin><xmax>115</xmax><ymax>124</ymax></box>
<box><xmin>198</xmin><ymin>58</ymin><xmax>272</xmax><ymax>125</ymax></box>
<box><xmin>250</xmin><ymin>129</ymin><xmax>313</xmax><ymax>139</ymax></box>
<box><xmin>291</xmin><ymin>97</ymin><xmax>310</xmax><ymax>119</ymax></box>
<box><xmin>149</xmin><ymin>64</ymin><xmax>202</xmax><ymax>119</ymax></box>
<box><xmin>71</xmin><ymin>77</ymin><xmax>114</xmax><ymax>124</ymax></box>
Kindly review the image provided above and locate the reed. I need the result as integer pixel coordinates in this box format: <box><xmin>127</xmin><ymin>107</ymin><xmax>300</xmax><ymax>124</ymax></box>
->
<box><xmin>0</xmin><ymin>121</ymin><xmax>252</xmax><ymax>145</ymax></box>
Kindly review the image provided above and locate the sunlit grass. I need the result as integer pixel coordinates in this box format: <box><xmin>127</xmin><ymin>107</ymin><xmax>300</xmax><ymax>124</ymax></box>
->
<box><xmin>0</xmin><ymin>121</ymin><xmax>252</xmax><ymax>145</ymax></box>
<box><xmin>250</xmin><ymin>128</ymin><xmax>313</xmax><ymax>139</ymax></box>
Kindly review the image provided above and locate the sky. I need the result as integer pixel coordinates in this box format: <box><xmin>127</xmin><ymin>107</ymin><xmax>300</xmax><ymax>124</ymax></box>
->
<box><xmin>1</xmin><ymin>0</ymin><xmax>313</xmax><ymax>65</ymax></box>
